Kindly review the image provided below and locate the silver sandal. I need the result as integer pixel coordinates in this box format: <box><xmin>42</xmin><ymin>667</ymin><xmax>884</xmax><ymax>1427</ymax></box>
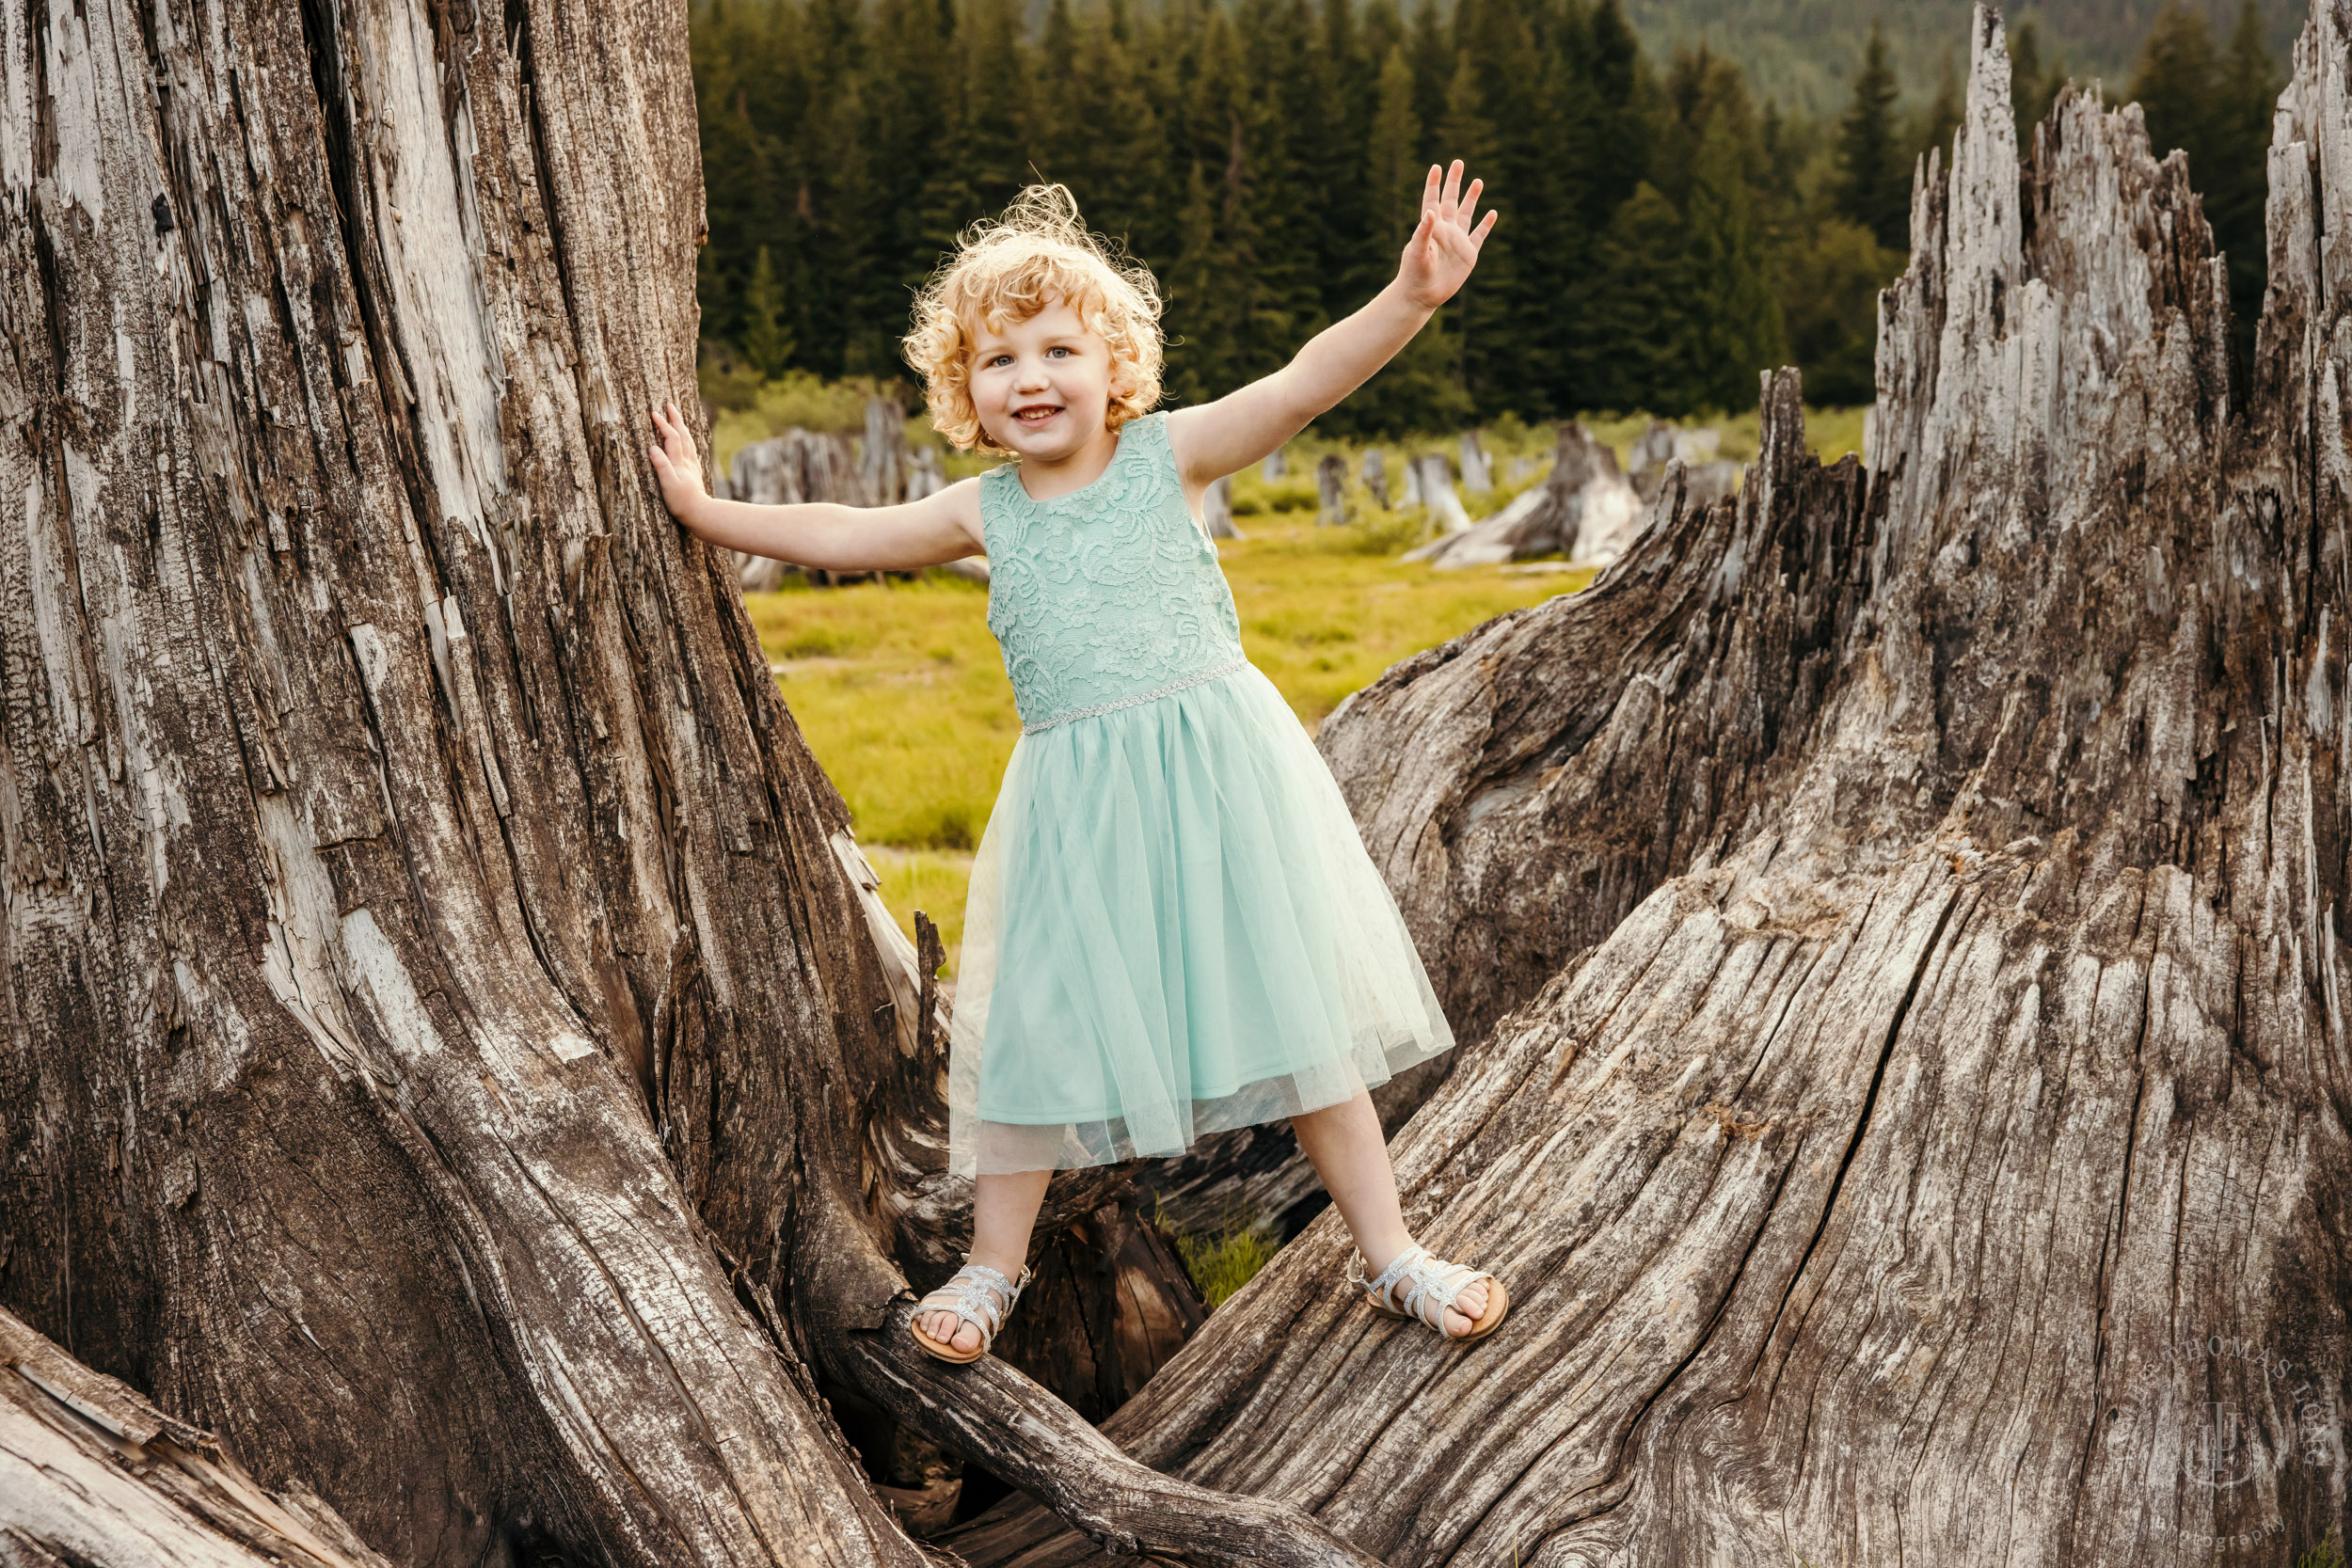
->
<box><xmin>1350</xmin><ymin>1244</ymin><xmax>1509</xmax><ymax>1342</ymax></box>
<box><xmin>910</xmin><ymin>1259</ymin><xmax>1035</xmax><ymax>1363</ymax></box>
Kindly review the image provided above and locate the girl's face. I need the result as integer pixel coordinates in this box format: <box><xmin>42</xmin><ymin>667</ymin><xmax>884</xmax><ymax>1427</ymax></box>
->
<box><xmin>967</xmin><ymin>299</ymin><xmax>1125</xmax><ymax>462</ymax></box>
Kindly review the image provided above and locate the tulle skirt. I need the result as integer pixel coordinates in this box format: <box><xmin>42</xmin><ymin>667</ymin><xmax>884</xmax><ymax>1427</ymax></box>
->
<box><xmin>947</xmin><ymin>662</ymin><xmax>1454</xmax><ymax>1178</ymax></box>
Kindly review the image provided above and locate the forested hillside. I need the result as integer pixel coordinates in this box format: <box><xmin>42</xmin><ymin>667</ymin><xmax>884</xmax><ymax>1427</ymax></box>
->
<box><xmin>691</xmin><ymin>0</ymin><xmax>2282</xmax><ymax>435</ymax></box>
<box><xmin>1625</xmin><ymin>0</ymin><xmax>2299</xmax><ymax>113</ymax></box>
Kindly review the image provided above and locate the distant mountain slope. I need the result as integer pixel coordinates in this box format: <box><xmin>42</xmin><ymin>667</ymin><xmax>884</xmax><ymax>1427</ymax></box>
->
<box><xmin>1622</xmin><ymin>0</ymin><xmax>2299</xmax><ymax>116</ymax></box>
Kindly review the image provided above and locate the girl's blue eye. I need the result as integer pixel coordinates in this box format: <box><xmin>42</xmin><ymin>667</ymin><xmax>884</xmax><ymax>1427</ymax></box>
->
<box><xmin>1048</xmin><ymin>346</ymin><xmax>1070</xmax><ymax>357</ymax></box>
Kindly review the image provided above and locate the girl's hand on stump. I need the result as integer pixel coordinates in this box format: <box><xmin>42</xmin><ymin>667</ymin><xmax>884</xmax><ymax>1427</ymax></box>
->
<box><xmin>1397</xmin><ymin>160</ymin><xmax>1496</xmax><ymax>310</ymax></box>
<box><xmin>648</xmin><ymin>400</ymin><xmax>710</xmax><ymax>527</ymax></box>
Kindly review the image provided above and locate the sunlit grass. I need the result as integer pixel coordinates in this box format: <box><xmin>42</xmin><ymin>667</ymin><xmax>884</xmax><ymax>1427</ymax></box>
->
<box><xmin>1172</xmin><ymin>1220</ymin><xmax>1282</xmax><ymax>1308</ymax></box>
<box><xmin>864</xmin><ymin>847</ymin><xmax>975</xmax><ymax>976</ymax></box>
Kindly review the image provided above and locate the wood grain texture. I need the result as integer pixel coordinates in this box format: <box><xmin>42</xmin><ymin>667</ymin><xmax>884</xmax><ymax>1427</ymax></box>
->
<box><xmin>0</xmin><ymin>0</ymin><xmax>936</xmax><ymax>1560</ymax></box>
<box><xmin>0</xmin><ymin>1</ymin><xmax>1252</xmax><ymax>1564</ymax></box>
<box><xmin>2</xmin><ymin>1307</ymin><xmax>389</xmax><ymax>1568</ymax></box>
<box><xmin>952</xmin><ymin>8</ymin><xmax>2352</xmax><ymax>1563</ymax></box>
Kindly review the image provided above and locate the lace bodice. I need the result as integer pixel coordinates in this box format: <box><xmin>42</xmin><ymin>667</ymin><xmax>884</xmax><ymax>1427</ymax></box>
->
<box><xmin>980</xmin><ymin>413</ymin><xmax>1248</xmax><ymax>731</ymax></box>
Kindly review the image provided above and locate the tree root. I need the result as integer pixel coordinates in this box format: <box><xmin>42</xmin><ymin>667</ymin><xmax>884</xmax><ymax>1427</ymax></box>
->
<box><xmin>814</xmin><ymin>1300</ymin><xmax>1384</xmax><ymax>1568</ymax></box>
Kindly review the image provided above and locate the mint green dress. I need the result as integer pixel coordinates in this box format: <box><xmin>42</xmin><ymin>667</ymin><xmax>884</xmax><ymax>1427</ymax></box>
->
<box><xmin>947</xmin><ymin>412</ymin><xmax>1454</xmax><ymax>1177</ymax></box>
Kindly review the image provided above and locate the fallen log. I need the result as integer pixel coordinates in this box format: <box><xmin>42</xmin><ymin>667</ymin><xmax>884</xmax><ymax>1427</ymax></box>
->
<box><xmin>1405</xmin><ymin>422</ymin><xmax>1638</xmax><ymax>570</ymax></box>
<box><xmin>1</xmin><ymin>1308</ymin><xmax>389</xmax><ymax>1568</ymax></box>
<box><xmin>946</xmin><ymin>8</ymin><xmax>2352</xmax><ymax>1563</ymax></box>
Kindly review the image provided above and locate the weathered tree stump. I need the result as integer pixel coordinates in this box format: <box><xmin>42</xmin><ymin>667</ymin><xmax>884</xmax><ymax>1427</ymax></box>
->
<box><xmin>1400</xmin><ymin>454</ymin><xmax>1470</xmax><ymax>531</ymax></box>
<box><xmin>861</xmin><ymin>396</ymin><xmax>908</xmax><ymax>507</ymax></box>
<box><xmin>1406</xmin><ymin>421</ymin><xmax>1637</xmax><ymax>569</ymax></box>
<box><xmin>906</xmin><ymin>445</ymin><xmax>947</xmax><ymax>500</ymax></box>
<box><xmin>1202</xmin><ymin>472</ymin><xmax>1244</xmax><ymax>540</ymax></box>
<box><xmin>1457</xmin><ymin>430</ymin><xmax>1492</xmax><ymax>494</ymax></box>
<box><xmin>1316</xmin><ymin>453</ymin><xmax>1348</xmax><ymax>526</ymax></box>
<box><xmin>0</xmin><ymin>4</ymin><xmax>1334</xmax><ymax>1565</ymax></box>
<box><xmin>724</xmin><ymin>399</ymin><xmax>911</xmax><ymax>589</ymax></box>
<box><xmin>1361</xmin><ymin>448</ymin><xmax>1391</xmax><ymax>509</ymax></box>
<box><xmin>944</xmin><ymin>8</ymin><xmax>2352</xmax><ymax>1564</ymax></box>
<box><xmin>1264</xmin><ymin>446</ymin><xmax>1289</xmax><ymax>481</ymax></box>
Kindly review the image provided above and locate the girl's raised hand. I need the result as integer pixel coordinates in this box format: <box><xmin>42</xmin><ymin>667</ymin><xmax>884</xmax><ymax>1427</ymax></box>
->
<box><xmin>648</xmin><ymin>400</ymin><xmax>709</xmax><ymax>525</ymax></box>
<box><xmin>1397</xmin><ymin>160</ymin><xmax>1497</xmax><ymax>310</ymax></box>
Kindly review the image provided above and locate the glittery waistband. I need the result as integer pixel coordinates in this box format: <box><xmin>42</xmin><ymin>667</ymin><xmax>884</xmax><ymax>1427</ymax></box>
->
<box><xmin>1019</xmin><ymin>657</ymin><xmax>1250</xmax><ymax>736</ymax></box>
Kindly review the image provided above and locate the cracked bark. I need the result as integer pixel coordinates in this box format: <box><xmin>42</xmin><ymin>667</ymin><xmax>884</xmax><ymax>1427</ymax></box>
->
<box><xmin>2</xmin><ymin>1306</ymin><xmax>389</xmax><ymax>1568</ymax></box>
<box><xmin>953</xmin><ymin>8</ymin><xmax>2352</xmax><ymax>1565</ymax></box>
<box><xmin>0</xmin><ymin>2</ymin><xmax>1268</xmax><ymax>1565</ymax></box>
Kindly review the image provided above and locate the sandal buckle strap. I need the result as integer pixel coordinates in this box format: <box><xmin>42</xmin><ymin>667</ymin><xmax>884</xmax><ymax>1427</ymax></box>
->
<box><xmin>1358</xmin><ymin>1245</ymin><xmax>1491</xmax><ymax>1332</ymax></box>
<box><xmin>916</xmin><ymin>1259</ymin><xmax>1037</xmax><ymax>1348</ymax></box>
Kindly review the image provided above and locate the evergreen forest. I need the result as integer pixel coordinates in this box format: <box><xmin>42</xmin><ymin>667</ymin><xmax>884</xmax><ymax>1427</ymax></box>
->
<box><xmin>691</xmin><ymin>0</ymin><xmax>2286</xmax><ymax>436</ymax></box>
<box><xmin>1622</xmin><ymin>0</ymin><xmax>2301</xmax><ymax>117</ymax></box>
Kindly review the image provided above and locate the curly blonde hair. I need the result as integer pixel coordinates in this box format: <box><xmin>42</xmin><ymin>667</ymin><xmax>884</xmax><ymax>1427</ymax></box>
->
<box><xmin>902</xmin><ymin>185</ymin><xmax>1165</xmax><ymax>455</ymax></box>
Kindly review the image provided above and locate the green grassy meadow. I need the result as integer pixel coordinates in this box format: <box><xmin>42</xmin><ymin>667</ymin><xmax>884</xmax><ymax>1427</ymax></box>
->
<box><xmin>749</xmin><ymin>412</ymin><xmax>1870</xmax><ymax>972</ymax></box>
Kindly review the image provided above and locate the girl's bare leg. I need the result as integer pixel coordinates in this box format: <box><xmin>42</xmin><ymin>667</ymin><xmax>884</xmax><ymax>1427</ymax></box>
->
<box><xmin>1290</xmin><ymin>1087</ymin><xmax>1486</xmax><ymax>1336</ymax></box>
<box><xmin>918</xmin><ymin>1165</ymin><xmax>1053</xmax><ymax>1354</ymax></box>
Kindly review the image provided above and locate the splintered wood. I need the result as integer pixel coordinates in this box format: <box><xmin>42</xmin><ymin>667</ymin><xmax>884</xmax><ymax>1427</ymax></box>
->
<box><xmin>960</xmin><ymin>5</ymin><xmax>2351</xmax><ymax>1564</ymax></box>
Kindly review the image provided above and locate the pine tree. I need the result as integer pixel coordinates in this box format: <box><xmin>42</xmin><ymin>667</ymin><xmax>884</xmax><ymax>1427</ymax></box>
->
<box><xmin>1578</xmin><ymin>182</ymin><xmax>1689</xmax><ymax>414</ymax></box>
<box><xmin>691</xmin><ymin>0</ymin><xmax>798</xmax><ymax>374</ymax></box>
<box><xmin>2136</xmin><ymin>0</ymin><xmax>2278</xmax><ymax>383</ymax></box>
<box><xmin>1833</xmin><ymin>23</ymin><xmax>1908</xmax><ymax>252</ymax></box>
<box><xmin>743</xmin><ymin>245</ymin><xmax>796</xmax><ymax>377</ymax></box>
<box><xmin>2132</xmin><ymin>5</ymin><xmax>2218</xmax><ymax>166</ymax></box>
<box><xmin>1780</xmin><ymin>219</ymin><xmax>1899</xmax><ymax>407</ymax></box>
<box><xmin>1367</xmin><ymin>44</ymin><xmax>1424</xmax><ymax>255</ymax></box>
<box><xmin>2213</xmin><ymin>0</ymin><xmax>2282</xmax><ymax>381</ymax></box>
<box><xmin>953</xmin><ymin>0</ymin><xmax>1035</xmax><ymax>217</ymax></box>
<box><xmin>1579</xmin><ymin>0</ymin><xmax>1647</xmax><ymax>230</ymax></box>
<box><xmin>1681</xmin><ymin>101</ymin><xmax>1786</xmax><ymax>412</ymax></box>
<box><xmin>1165</xmin><ymin>160</ymin><xmax>1244</xmax><ymax>405</ymax></box>
<box><xmin>860</xmin><ymin>0</ymin><xmax>961</xmax><ymax>374</ymax></box>
<box><xmin>1407</xmin><ymin>0</ymin><xmax>1452</xmax><ymax>167</ymax></box>
<box><xmin>1440</xmin><ymin>45</ymin><xmax>1518</xmax><ymax>413</ymax></box>
<box><xmin>1305</xmin><ymin>0</ymin><xmax>1372</xmax><ymax>325</ymax></box>
<box><xmin>1035</xmin><ymin>8</ymin><xmax>1165</xmax><ymax>254</ymax></box>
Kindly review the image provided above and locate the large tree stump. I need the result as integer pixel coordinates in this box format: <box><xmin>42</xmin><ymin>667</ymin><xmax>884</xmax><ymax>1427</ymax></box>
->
<box><xmin>0</xmin><ymin>4</ymin><xmax>1345</xmax><ymax>1566</ymax></box>
<box><xmin>947</xmin><ymin>8</ymin><xmax>2352</xmax><ymax>1564</ymax></box>
<box><xmin>1457</xmin><ymin>430</ymin><xmax>1491</xmax><ymax>494</ymax></box>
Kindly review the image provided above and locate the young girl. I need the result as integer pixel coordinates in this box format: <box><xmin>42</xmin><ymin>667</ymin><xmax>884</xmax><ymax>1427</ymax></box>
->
<box><xmin>648</xmin><ymin>163</ymin><xmax>1507</xmax><ymax>1359</ymax></box>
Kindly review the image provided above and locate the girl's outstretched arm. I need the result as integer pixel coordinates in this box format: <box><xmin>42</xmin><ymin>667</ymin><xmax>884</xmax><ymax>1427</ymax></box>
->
<box><xmin>1166</xmin><ymin>159</ymin><xmax>1496</xmax><ymax>488</ymax></box>
<box><xmin>648</xmin><ymin>401</ymin><xmax>985</xmax><ymax>571</ymax></box>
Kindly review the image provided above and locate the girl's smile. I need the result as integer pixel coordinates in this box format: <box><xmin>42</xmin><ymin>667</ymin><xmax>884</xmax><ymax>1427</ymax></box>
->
<box><xmin>968</xmin><ymin>300</ymin><xmax>1126</xmax><ymax>495</ymax></box>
